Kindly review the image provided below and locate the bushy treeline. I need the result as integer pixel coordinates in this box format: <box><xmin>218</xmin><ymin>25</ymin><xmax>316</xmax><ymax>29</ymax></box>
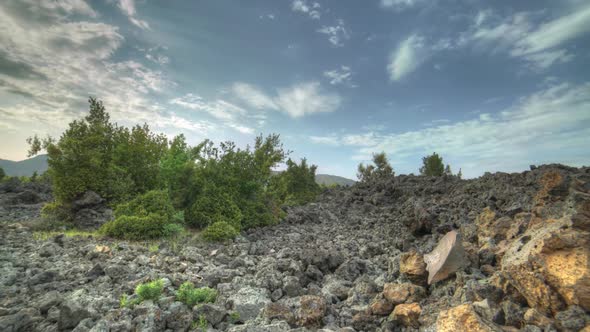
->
<box><xmin>356</xmin><ymin>151</ymin><xmax>461</xmax><ymax>182</ymax></box>
<box><xmin>28</xmin><ymin>98</ymin><xmax>320</xmax><ymax>240</ymax></box>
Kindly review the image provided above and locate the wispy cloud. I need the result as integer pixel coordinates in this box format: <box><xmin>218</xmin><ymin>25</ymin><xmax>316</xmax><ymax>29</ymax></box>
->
<box><xmin>232</xmin><ymin>82</ymin><xmax>341</xmax><ymax>118</ymax></box>
<box><xmin>310</xmin><ymin>83</ymin><xmax>590</xmax><ymax>177</ymax></box>
<box><xmin>467</xmin><ymin>4</ymin><xmax>590</xmax><ymax>69</ymax></box>
<box><xmin>323</xmin><ymin>66</ymin><xmax>356</xmax><ymax>87</ymax></box>
<box><xmin>317</xmin><ymin>19</ymin><xmax>350</xmax><ymax>47</ymax></box>
<box><xmin>116</xmin><ymin>0</ymin><xmax>150</xmax><ymax>30</ymax></box>
<box><xmin>291</xmin><ymin>0</ymin><xmax>321</xmax><ymax>20</ymax></box>
<box><xmin>387</xmin><ymin>34</ymin><xmax>429</xmax><ymax>81</ymax></box>
<box><xmin>380</xmin><ymin>0</ymin><xmax>424</xmax><ymax>11</ymax></box>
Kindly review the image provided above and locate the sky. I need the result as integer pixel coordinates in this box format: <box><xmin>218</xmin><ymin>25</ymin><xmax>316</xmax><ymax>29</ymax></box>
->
<box><xmin>0</xmin><ymin>0</ymin><xmax>589</xmax><ymax>179</ymax></box>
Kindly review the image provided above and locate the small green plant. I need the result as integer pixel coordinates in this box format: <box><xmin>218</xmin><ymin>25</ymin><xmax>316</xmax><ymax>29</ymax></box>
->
<box><xmin>201</xmin><ymin>221</ymin><xmax>239</xmax><ymax>242</ymax></box>
<box><xmin>148</xmin><ymin>243</ymin><xmax>159</xmax><ymax>253</ymax></box>
<box><xmin>176</xmin><ymin>282</ymin><xmax>217</xmax><ymax>307</ymax></box>
<box><xmin>120</xmin><ymin>294</ymin><xmax>130</xmax><ymax>308</ymax></box>
<box><xmin>135</xmin><ymin>279</ymin><xmax>164</xmax><ymax>302</ymax></box>
<box><xmin>198</xmin><ymin>315</ymin><xmax>207</xmax><ymax>330</ymax></box>
<box><xmin>229</xmin><ymin>311</ymin><xmax>241</xmax><ymax>324</ymax></box>
<box><xmin>162</xmin><ymin>223</ymin><xmax>185</xmax><ymax>238</ymax></box>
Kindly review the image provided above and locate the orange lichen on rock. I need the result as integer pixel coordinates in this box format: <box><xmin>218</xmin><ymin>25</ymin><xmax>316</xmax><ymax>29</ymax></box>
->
<box><xmin>436</xmin><ymin>303</ymin><xmax>502</xmax><ymax>332</ymax></box>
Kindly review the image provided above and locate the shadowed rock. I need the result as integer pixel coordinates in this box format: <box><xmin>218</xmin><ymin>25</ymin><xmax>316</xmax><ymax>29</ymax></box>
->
<box><xmin>424</xmin><ymin>230</ymin><xmax>466</xmax><ymax>284</ymax></box>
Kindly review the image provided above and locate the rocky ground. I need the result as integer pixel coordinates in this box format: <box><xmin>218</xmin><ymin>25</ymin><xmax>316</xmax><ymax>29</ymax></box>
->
<box><xmin>0</xmin><ymin>164</ymin><xmax>589</xmax><ymax>332</ymax></box>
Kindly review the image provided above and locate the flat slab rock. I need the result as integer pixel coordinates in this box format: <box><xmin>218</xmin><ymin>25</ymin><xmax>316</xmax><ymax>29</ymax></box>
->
<box><xmin>424</xmin><ymin>230</ymin><xmax>467</xmax><ymax>284</ymax></box>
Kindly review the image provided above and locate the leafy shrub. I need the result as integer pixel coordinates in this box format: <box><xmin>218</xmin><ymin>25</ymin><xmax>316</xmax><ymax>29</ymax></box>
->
<box><xmin>40</xmin><ymin>201</ymin><xmax>73</xmax><ymax>226</ymax></box>
<box><xmin>115</xmin><ymin>190</ymin><xmax>174</xmax><ymax>220</ymax></box>
<box><xmin>100</xmin><ymin>213</ymin><xmax>168</xmax><ymax>240</ymax></box>
<box><xmin>357</xmin><ymin>152</ymin><xmax>394</xmax><ymax>182</ymax></box>
<box><xmin>176</xmin><ymin>282</ymin><xmax>217</xmax><ymax>307</ymax></box>
<box><xmin>201</xmin><ymin>221</ymin><xmax>239</xmax><ymax>242</ymax></box>
<box><xmin>162</xmin><ymin>223</ymin><xmax>185</xmax><ymax>237</ymax></box>
<box><xmin>135</xmin><ymin>279</ymin><xmax>164</xmax><ymax>302</ymax></box>
<box><xmin>186</xmin><ymin>190</ymin><xmax>242</xmax><ymax>229</ymax></box>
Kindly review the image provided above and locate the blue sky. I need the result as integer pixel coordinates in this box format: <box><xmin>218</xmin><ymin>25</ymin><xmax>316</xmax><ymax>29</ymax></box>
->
<box><xmin>1</xmin><ymin>0</ymin><xmax>589</xmax><ymax>179</ymax></box>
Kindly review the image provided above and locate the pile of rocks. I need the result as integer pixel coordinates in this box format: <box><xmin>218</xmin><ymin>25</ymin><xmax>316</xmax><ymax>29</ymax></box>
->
<box><xmin>0</xmin><ymin>164</ymin><xmax>588</xmax><ymax>331</ymax></box>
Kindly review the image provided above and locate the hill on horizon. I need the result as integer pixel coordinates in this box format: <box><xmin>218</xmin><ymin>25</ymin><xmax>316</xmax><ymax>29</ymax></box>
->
<box><xmin>315</xmin><ymin>174</ymin><xmax>356</xmax><ymax>187</ymax></box>
<box><xmin>0</xmin><ymin>154</ymin><xmax>48</xmax><ymax>177</ymax></box>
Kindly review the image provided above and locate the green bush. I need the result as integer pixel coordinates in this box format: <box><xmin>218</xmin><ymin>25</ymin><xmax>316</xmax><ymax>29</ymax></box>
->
<box><xmin>41</xmin><ymin>201</ymin><xmax>73</xmax><ymax>223</ymax></box>
<box><xmin>100</xmin><ymin>213</ymin><xmax>168</xmax><ymax>240</ymax></box>
<box><xmin>135</xmin><ymin>279</ymin><xmax>164</xmax><ymax>302</ymax></box>
<box><xmin>187</xmin><ymin>190</ymin><xmax>242</xmax><ymax>229</ymax></box>
<box><xmin>162</xmin><ymin>223</ymin><xmax>185</xmax><ymax>237</ymax></box>
<box><xmin>176</xmin><ymin>282</ymin><xmax>217</xmax><ymax>307</ymax></box>
<box><xmin>115</xmin><ymin>190</ymin><xmax>174</xmax><ymax>220</ymax></box>
<box><xmin>201</xmin><ymin>221</ymin><xmax>239</xmax><ymax>242</ymax></box>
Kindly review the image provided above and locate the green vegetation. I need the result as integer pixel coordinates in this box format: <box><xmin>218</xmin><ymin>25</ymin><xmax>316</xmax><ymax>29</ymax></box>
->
<box><xmin>119</xmin><ymin>294</ymin><xmax>131</xmax><ymax>308</ymax></box>
<box><xmin>135</xmin><ymin>279</ymin><xmax>164</xmax><ymax>302</ymax></box>
<box><xmin>176</xmin><ymin>282</ymin><xmax>217</xmax><ymax>306</ymax></box>
<box><xmin>229</xmin><ymin>311</ymin><xmax>241</xmax><ymax>323</ymax></box>
<box><xmin>27</xmin><ymin>98</ymin><xmax>322</xmax><ymax>240</ymax></box>
<box><xmin>202</xmin><ymin>221</ymin><xmax>240</xmax><ymax>242</ymax></box>
<box><xmin>420</xmin><ymin>152</ymin><xmax>454</xmax><ymax>177</ymax></box>
<box><xmin>357</xmin><ymin>152</ymin><xmax>394</xmax><ymax>182</ymax></box>
<box><xmin>0</xmin><ymin>167</ymin><xmax>5</xmax><ymax>180</ymax></box>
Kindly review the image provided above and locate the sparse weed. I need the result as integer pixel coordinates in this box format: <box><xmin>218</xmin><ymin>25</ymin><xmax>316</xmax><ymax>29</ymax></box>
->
<box><xmin>176</xmin><ymin>282</ymin><xmax>217</xmax><ymax>307</ymax></box>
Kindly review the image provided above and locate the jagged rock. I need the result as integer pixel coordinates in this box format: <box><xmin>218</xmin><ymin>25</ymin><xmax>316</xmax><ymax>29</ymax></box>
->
<box><xmin>297</xmin><ymin>295</ymin><xmax>327</xmax><ymax>327</ymax></box>
<box><xmin>382</xmin><ymin>282</ymin><xmax>426</xmax><ymax>305</ymax></box>
<box><xmin>423</xmin><ymin>230</ymin><xmax>467</xmax><ymax>284</ymax></box>
<box><xmin>165</xmin><ymin>302</ymin><xmax>192</xmax><ymax>331</ymax></box>
<box><xmin>399</xmin><ymin>250</ymin><xmax>427</xmax><ymax>283</ymax></box>
<box><xmin>193</xmin><ymin>303</ymin><xmax>227</xmax><ymax>327</ymax></box>
<box><xmin>228</xmin><ymin>286</ymin><xmax>271</xmax><ymax>322</ymax></box>
<box><xmin>390</xmin><ymin>302</ymin><xmax>421</xmax><ymax>328</ymax></box>
<box><xmin>369</xmin><ymin>298</ymin><xmax>394</xmax><ymax>316</ymax></box>
<box><xmin>263</xmin><ymin>302</ymin><xmax>295</xmax><ymax>325</ymax></box>
<box><xmin>72</xmin><ymin>191</ymin><xmax>104</xmax><ymax>210</ymax></box>
<box><xmin>437</xmin><ymin>304</ymin><xmax>503</xmax><ymax>332</ymax></box>
<box><xmin>59</xmin><ymin>300</ymin><xmax>91</xmax><ymax>330</ymax></box>
<box><xmin>554</xmin><ymin>305</ymin><xmax>590</xmax><ymax>332</ymax></box>
<box><xmin>0</xmin><ymin>308</ymin><xmax>43</xmax><ymax>332</ymax></box>
<box><xmin>227</xmin><ymin>321</ymin><xmax>292</xmax><ymax>332</ymax></box>
<box><xmin>500</xmin><ymin>218</ymin><xmax>590</xmax><ymax>315</ymax></box>
<box><xmin>523</xmin><ymin>308</ymin><xmax>553</xmax><ymax>328</ymax></box>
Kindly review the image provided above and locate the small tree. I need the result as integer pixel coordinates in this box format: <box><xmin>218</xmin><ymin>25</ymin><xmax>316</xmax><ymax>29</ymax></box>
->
<box><xmin>0</xmin><ymin>167</ymin><xmax>5</xmax><ymax>180</ymax></box>
<box><xmin>357</xmin><ymin>152</ymin><xmax>394</xmax><ymax>182</ymax></box>
<box><xmin>444</xmin><ymin>165</ymin><xmax>452</xmax><ymax>176</ymax></box>
<box><xmin>457</xmin><ymin>168</ymin><xmax>463</xmax><ymax>179</ymax></box>
<box><xmin>420</xmin><ymin>152</ymin><xmax>445</xmax><ymax>176</ymax></box>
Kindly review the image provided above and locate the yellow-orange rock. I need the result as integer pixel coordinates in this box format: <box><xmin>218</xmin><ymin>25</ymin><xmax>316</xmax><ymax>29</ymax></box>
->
<box><xmin>436</xmin><ymin>304</ymin><xmax>503</xmax><ymax>332</ymax></box>
<box><xmin>369</xmin><ymin>298</ymin><xmax>393</xmax><ymax>316</ymax></box>
<box><xmin>501</xmin><ymin>219</ymin><xmax>590</xmax><ymax>314</ymax></box>
<box><xmin>382</xmin><ymin>282</ymin><xmax>426</xmax><ymax>305</ymax></box>
<box><xmin>399</xmin><ymin>250</ymin><xmax>427</xmax><ymax>283</ymax></box>
<box><xmin>390</xmin><ymin>303</ymin><xmax>421</xmax><ymax>328</ymax></box>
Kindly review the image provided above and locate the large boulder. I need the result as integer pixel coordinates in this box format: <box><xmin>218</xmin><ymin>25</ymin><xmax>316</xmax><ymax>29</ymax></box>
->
<box><xmin>423</xmin><ymin>230</ymin><xmax>467</xmax><ymax>284</ymax></box>
<box><xmin>437</xmin><ymin>304</ymin><xmax>503</xmax><ymax>332</ymax></box>
<box><xmin>228</xmin><ymin>287</ymin><xmax>271</xmax><ymax>322</ymax></box>
<box><xmin>72</xmin><ymin>191</ymin><xmax>113</xmax><ymax>229</ymax></box>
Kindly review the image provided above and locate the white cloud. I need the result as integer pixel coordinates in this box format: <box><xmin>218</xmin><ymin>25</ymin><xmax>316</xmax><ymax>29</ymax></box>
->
<box><xmin>317</xmin><ymin>19</ymin><xmax>350</xmax><ymax>47</ymax></box>
<box><xmin>231</xmin><ymin>83</ymin><xmax>278</xmax><ymax>110</ymax></box>
<box><xmin>468</xmin><ymin>5</ymin><xmax>590</xmax><ymax>69</ymax></box>
<box><xmin>319</xmin><ymin>83</ymin><xmax>590</xmax><ymax>178</ymax></box>
<box><xmin>117</xmin><ymin>0</ymin><xmax>150</xmax><ymax>30</ymax></box>
<box><xmin>309</xmin><ymin>135</ymin><xmax>340</xmax><ymax>146</ymax></box>
<box><xmin>387</xmin><ymin>34</ymin><xmax>428</xmax><ymax>81</ymax></box>
<box><xmin>275</xmin><ymin>82</ymin><xmax>341</xmax><ymax>118</ymax></box>
<box><xmin>231</xmin><ymin>82</ymin><xmax>341</xmax><ymax>118</ymax></box>
<box><xmin>380</xmin><ymin>0</ymin><xmax>423</xmax><ymax>11</ymax></box>
<box><xmin>323</xmin><ymin>66</ymin><xmax>355</xmax><ymax>86</ymax></box>
<box><xmin>291</xmin><ymin>0</ymin><xmax>321</xmax><ymax>20</ymax></box>
<box><xmin>169</xmin><ymin>94</ymin><xmax>246</xmax><ymax>121</ymax></box>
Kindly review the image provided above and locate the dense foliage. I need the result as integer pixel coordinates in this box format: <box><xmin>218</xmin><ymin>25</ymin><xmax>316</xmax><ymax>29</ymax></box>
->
<box><xmin>357</xmin><ymin>152</ymin><xmax>394</xmax><ymax>182</ymax></box>
<box><xmin>420</xmin><ymin>152</ymin><xmax>446</xmax><ymax>176</ymax></box>
<box><xmin>28</xmin><ymin>98</ymin><xmax>321</xmax><ymax>239</ymax></box>
<box><xmin>201</xmin><ymin>221</ymin><xmax>240</xmax><ymax>242</ymax></box>
<box><xmin>0</xmin><ymin>167</ymin><xmax>5</xmax><ymax>180</ymax></box>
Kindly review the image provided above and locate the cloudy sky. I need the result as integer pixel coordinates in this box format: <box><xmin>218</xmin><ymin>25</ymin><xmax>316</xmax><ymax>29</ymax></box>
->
<box><xmin>1</xmin><ymin>0</ymin><xmax>589</xmax><ymax>179</ymax></box>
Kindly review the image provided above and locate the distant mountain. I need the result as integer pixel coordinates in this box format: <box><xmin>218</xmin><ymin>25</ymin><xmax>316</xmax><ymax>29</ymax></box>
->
<box><xmin>0</xmin><ymin>154</ymin><xmax>48</xmax><ymax>177</ymax></box>
<box><xmin>315</xmin><ymin>174</ymin><xmax>356</xmax><ymax>187</ymax></box>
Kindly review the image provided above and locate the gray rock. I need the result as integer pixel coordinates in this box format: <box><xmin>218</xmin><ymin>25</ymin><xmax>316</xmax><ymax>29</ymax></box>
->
<box><xmin>36</xmin><ymin>290</ymin><xmax>62</xmax><ymax>314</ymax></box>
<box><xmin>227</xmin><ymin>321</ymin><xmax>292</xmax><ymax>332</ymax></box>
<box><xmin>193</xmin><ymin>303</ymin><xmax>227</xmax><ymax>327</ymax></box>
<box><xmin>165</xmin><ymin>302</ymin><xmax>192</xmax><ymax>331</ymax></box>
<box><xmin>554</xmin><ymin>305</ymin><xmax>589</xmax><ymax>332</ymax></box>
<box><xmin>0</xmin><ymin>308</ymin><xmax>42</xmax><ymax>332</ymax></box>
<box><xmin>29</xmin><ymin>270</ymin><xmax>57</xmax><ymax>285</ymax></box>
<box><xmin>228</xmin><ymin>286</ymin><xmax>271</xmax><ymax>322</ymax></box>
<box><xmin>59</xmin><ymin>300</ymin><xmax>91</xmax><ymax>330</ymax></box>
